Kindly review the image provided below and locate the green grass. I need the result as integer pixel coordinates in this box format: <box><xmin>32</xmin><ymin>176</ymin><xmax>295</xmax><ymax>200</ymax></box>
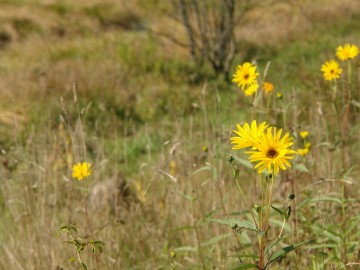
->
<box><xmin>0</xmin><ymin>1</ymin><xmax>359</xmax><ymax>269</ymax></box>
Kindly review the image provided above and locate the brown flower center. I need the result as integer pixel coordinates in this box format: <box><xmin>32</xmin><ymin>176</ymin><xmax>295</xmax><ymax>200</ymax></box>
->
<box><xmin>330</xmin><ymin>69</ymin><xmax>334</xmax><ymax>74</ymax></box>
<box><xmin>244</xmin><ymin>73</ymin><xmax>250</xmax><ymax>80</ymax></box>
<box><xmin>266</xmin><ymin>148</ymin><xmax>278</xmax><ymax>159</ymax></box>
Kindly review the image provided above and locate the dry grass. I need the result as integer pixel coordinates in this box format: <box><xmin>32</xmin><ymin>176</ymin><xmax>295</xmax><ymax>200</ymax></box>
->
<box><xmin>0</xmin><ymin>0</ymin><xmax>359</xmax><ymax>269</ymax></box>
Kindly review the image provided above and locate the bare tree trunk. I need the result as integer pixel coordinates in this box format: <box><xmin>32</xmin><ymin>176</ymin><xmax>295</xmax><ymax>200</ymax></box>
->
<box><xmin>177</xmin><ymin>0</ymin><xmax>237</xmax><ymax>80</ymax></box>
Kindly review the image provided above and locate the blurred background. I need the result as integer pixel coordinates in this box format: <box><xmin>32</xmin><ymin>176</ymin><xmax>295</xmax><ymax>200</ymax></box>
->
<box><xmin>0</xmin><ymin>0</ymin><xmax>359</xmax><ymax>269</ymax></box>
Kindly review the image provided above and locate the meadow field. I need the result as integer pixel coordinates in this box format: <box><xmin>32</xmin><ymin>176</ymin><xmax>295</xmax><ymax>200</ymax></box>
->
<box><xmin>0</xmin><ymin>0</ymin><xmax>359</xmax><ymax>269</ymax></box>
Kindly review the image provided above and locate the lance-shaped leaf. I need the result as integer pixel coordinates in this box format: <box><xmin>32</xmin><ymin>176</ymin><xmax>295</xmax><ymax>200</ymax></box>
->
<box><xmin>267</xmin><ymin>239</ymin><xmax>315</xmax><ymax>266</ymax></box>
<box><xmin>207</xmin><ymin>218</ymin><xmax>257</xmax><ymax>231</ymax></box>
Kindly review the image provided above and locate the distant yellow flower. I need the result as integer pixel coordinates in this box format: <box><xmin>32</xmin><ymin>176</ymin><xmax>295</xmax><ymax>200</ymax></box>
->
<box><xmin>299</xmin><ymin>130</ymin><xmax>309</xmax><ymax>139</ymax></box>
<box><xmin>304</xmin><ymin>142</ymin><xmax>311</xmax><ymax>149</ymax></box>
<box><xmin>246</xmin><ymin>128</ymin><xmax>297</xmax><ymax>175</ymax></box>
<box><xmin>135</xmin><ymin>181</ymin><xmax>146</xmax><ymax>202</ymax></box>
<box><xmin>336</xmin><ymin>44</ymin><xmax>359</xmax><ymax>61</ymax></box>
<box><xmin>321</xmin><ymin>60</ymin><xmax>342</xmax><ymax>81</ymax></box>
<box><xmin>297</xmin><ymin>148</ymin><xmax>309</xmax><ymax>156</ymax></box>
<box><xmin>263</xmin><ymin>82</ymin><xmax>274</xmax><ymax>94</ymax></box>
<box><xmin>232</xmin><ymin>62</ymin><xmax>259</xmax><ymax>90</ymax></box>
<box><xmin>231</xmin><ymin>120</ymin><xmax>268</xmax><ymax>150</ymax></box>
<box><xmin>202</xmin><ymin>145</ymin><xmax>208</xmax><ymax>152</ymax></box>
<box><xmin>169</xmin><ymin>160</ymin><xmax>176</xmax><ymax>175</ymax></box>
<box><xmin>72</xmin><ymin>162</ymin><xmax>92</xmax><ymax>181</ymax></box>
<box><xmin>276</xmin><ymin>92</ymin><xmax>283</xmax><ymax>99</ymax></box>
<box><xmin>244</xmin><ymin>82</ymin><xmax>259</xmax><ymax>96</ymax></box>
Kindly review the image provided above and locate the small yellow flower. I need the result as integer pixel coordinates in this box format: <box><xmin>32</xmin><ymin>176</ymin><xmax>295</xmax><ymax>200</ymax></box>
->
<box><xmin>202</xmin><ymin>145</ymin><xmax>208</xmax><ymax>152</ymax></box>
<box><xmin>244</xmin><ymin>82</ymin><xmax>259</xmax><ymax>96</ymax></box>
<box><xmin>304</xmin><ymin>142</ymin><xmax>311</xmax><ymax>149</ymax></box>
<box><xmin>276</xmin><ymin>92</ymin><xmax>283</xmax><ymax>99</ymax></box>
<box><xmin>262</xmin><ymin>82</ymin><xmax>274</xmax><ymax>94</ymax></box>
<box><xmin>232</xmin><ymin>62</ymin><xmax>259</xmax><ymax>90</ymax></box>
<box><xmin>169</xmin><ymin>160</ymin><xmax>176</xmax><ymax>175</ymax></box>
<box><xmin>321</xmin><ymin>60</ymin><xmax>342</xmax><ymax>81</ymax></box>
<box><xmin>72</xmin><ymin>162</ymin><xmax>92</xmax><ymax>181</ymax></box>
<box><xmin>246</xmin><ymin>128</ymin><xmax>297</xmax><ymax>175</ymax></box>
<box><xmin>297</xmin><ymin>148</ymin><xmax>309</xmax><ymax>156</ymax></box>
<box><xmin>231</xmin><ymin>120</ymin><xmax>268</xmax><ymax>150</ymax></box>
<box><xmin>336</xmin><ymin>44</ymin><xmax>359</xmax><ymax>61</ymax></box>
<box><xmin>299</xmin><ymin>130</ymin><xmax>309</xmax><ymax>139</ymax></box>
<box><xmin>135</xmin><ymin>181</ymin><xmax>146</xmax><ymax>202</ymax></box>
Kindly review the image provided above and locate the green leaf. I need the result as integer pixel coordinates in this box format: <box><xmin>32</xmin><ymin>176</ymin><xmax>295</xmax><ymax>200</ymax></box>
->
<box><xmin>205</xmin><ymin>209</ymin><xmax>218</xmax><ymax>219</ymax></box>
<box><xmin>294</xmin><ymin>163</ymin><xmax>309</xmax><ymax>173</ymax></box>
<box><xmin>79</xmin><ymin>262</ymin><xmax>87</xmax><ymax>270</ymax></box>
<box><xmin>270</xmin><ymin>219</ymin><xmax>291</xmax><ymax>233</ymax></box>
<box><xmin>268</xmin><ymin>239</ymin><xmax>315</xmax><ymax>265</ymax></box>
<box><xmin>309</xmin><ymin>197</ymin><xmax>342</xmax><ymax>204</ymax></box>
<box><xmin>200</xmin><ymin>233</ymin><xmax>231</xmax><ymax>247</ymax></box>
<box><xmin>305</xmin><ymin>244</ymin><xmax>337</xmax><ymax>250</ymax></box>
<box><xmin>232</xmin><ymin>263</ymin><xmax>258</xmax><ymax>270</ymax></box>
<box><xmin>297</xmin><ymin>198</ymin><xmax>312</xmax><ymax>209</ymax></box>
<box><xmin>233</xmin><ymin>156</ymin><xmax>253</xmax><ymax>169</ymax></box>
<box><xmin>207</xmin><ymin>218</ymin><xmax>257</xmax><ymax>231</ymax></box>
<box><xmin>265</xmin><ymin>236</ymin><xmax>284</xmax><ymax>256</ymax></box>
<box><xmin>191</xmin><ymin>165</ymin><xmax>211</xmax><ymax>175</ymax></box>
<box><xmin>271</xmin><ymin>204</ymin><xmax>285</xmax><ymax>218</ymax></box>
<box><xmin>300</xmin><ymin>197</ymin><xmax>343</xmax><ymax>206</ymax></box>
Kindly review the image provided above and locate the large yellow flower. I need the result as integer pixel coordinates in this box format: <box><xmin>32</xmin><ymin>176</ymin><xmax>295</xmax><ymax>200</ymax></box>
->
<box><xmin>246</xmin><ymin>128</ymin><xmax>297</xmax><ymax>175</ymax></box>
<box><xmin>231</xmin><ymin>120</ymin><xmax>268</xmax><ymax>150</ymax></box>
<box><xmin>232</xmin><ymin>62</ymin><xmax>259</xmax><ymax>90</ymax></box>
<box><xmin>321</xmin><ymin>60</ymin><xmax>342</xmax><ymax>81</ymax></box>
<box><xmin>72</xmin><ymin>162</ymin><xmax>92</xmax><ymax>181</ymax></box>
<box><xmin>336</xmin><ymin>44</ymin><xmax>359</xmax><ymax>61</ymax></box>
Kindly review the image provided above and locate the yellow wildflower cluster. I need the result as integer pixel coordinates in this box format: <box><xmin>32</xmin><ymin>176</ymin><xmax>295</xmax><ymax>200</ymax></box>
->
<box><xmin>232</xmin><ymin>62</ymin><xmax>259</xmax><ymax>96</ymax></box>
<box><xmin>231</xmin><ymin>120</ymin><xmax>297</xmax><ymax>175</ymax></box>
<box><xmin>72</xmin><ymin>162</ymin><xmax>92</xmax><ymax>181</ymax></box>
<box><xmin>232</xmin><ymin>62</ymin><xmax>277</xmax><ymax>97</ymax></box>
<box><xmin>297</xmin><ymin>130</ymin><xmax>311</xmax><ymax>157</ymax></box>
<box><xmin>321</xmin><ymin>43</ymin><xmax>359</xmax><ymax>81</ymax></box>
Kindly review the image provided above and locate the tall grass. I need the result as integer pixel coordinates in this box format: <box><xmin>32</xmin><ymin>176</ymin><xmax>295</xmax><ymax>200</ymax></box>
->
<box><xmin>0</xmin><ymin>0</ymin><xmax>359</xmax><ymax>269</ymax></box>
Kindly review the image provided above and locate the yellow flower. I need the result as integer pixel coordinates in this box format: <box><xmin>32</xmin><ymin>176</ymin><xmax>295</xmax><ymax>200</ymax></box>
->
<box><xmin>231</xmin><ymin>120</ymin><xmax>268</xmax><ymax>150</ymax></box>
<box><xmin>304</xmin><ymin>142</ymin><xmax>311</xmax><ymax>149</ymax></box>
<box><xmin>297</xmin><ymin>148</ymin><xmax>309</xmax><ymax>156</ymax></box>
<box><xmin>232</xmin><ymin>62</ymin><xmax>259</xmax><ymax>90</ymax></box>
<box><xmin>321</xmin><ymin>60</ymin><xmax>342</xmax><ymax>81</ymax></box>
<box><xmin>169</xmin><ymin>160</ymin><xmax>176</xmax><ymax>175</ymax></box>
<box><xmin>336</xmin><ymin>44</ymin><xmax>359</xmax><ymax>61</ymax></box>
<box><xmin>246</xmin><ymin>128</ymin><xmax>297</xmax><ymax>175</ymax></box>
<box><xmin>72</xmin><ymin>162</ymin><xmax>92</xmax><ymax>181</ymax></box>
<box><xmin>244</xmin><ymin>82</ymin><xmax>259</xmax><ymax>96</ymax></box>
<box><xmin>135</xmin><ymin>180</ymin><xmax>146</xmax><ymax>202</ymax></box>
<box><xmin>262</xmin><ymin>82</ymin><xmax>274</xmax><ymax>94</ymax></box>
<box><xmin>276</xmin><ymin>92</ymin><xmax>283</xmax><ymax>99</ymax></box>
<box><xmin>299</xmin><ymin>130</ymin><xmax>309</xmax><ymax>139</ymax></box>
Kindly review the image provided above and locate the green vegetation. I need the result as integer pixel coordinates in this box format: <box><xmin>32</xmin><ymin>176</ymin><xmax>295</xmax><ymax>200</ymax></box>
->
<box><xmin>0</xmin><ymin>0</ymin><xmax>359</xmax><ymax>269</ymax></box>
